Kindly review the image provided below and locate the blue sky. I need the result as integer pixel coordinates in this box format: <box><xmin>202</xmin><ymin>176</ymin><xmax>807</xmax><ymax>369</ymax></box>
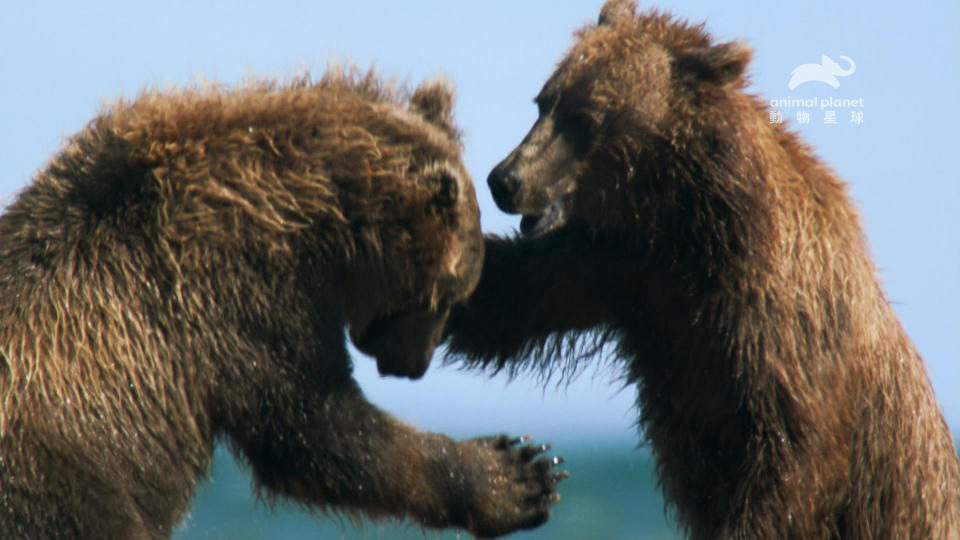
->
<box><xmin>1</xmin><ymin>1</ymin><xmax>957</xmax><ymax>447</ymax></box>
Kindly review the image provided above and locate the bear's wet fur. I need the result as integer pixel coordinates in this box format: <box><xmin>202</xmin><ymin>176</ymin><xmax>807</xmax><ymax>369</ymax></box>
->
<box><xmin>0</xmin><ymin>69</ymin><xmax>563</xmax><ymax>539</ymax></box>
<box><xmin>446</xmin><ymin>2</ymin><xmax>960</xmax><ymax>537</ymax></box>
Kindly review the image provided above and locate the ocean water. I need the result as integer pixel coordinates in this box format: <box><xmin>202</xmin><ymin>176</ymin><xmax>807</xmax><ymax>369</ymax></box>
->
<box><xmin>173</xmin><ymin>444</ymin><xmax>681</xmax><ymax>540</ymax></box>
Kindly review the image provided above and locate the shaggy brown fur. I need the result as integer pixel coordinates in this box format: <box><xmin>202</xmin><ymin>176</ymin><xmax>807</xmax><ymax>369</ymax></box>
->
<box><xmin>446</xmin><ymin>2</ymin><xmax>960</xmax><ymax>537</ymax></box>
<box><xmin>0</xmin><ymin>69</ymin><xmax>563</xmax><ymax>539</ymax></box>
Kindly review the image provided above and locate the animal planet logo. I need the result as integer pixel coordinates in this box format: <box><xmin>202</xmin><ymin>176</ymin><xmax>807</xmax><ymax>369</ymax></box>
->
<box><xmin>769</xmin><ymin>53</ymin><xmax>864</xmax><ymax>126</ymax></box>
<box><xmin>788</xmin><ymin>54</ymin><xmax>856</xmax><ymax>90</ymax></box>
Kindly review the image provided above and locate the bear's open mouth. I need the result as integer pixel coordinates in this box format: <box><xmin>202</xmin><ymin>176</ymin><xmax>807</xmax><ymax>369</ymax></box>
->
<box><xmin>520</xmin><ymin>195</ymin><xmax>570</xmax><ymax>237</ymax></box>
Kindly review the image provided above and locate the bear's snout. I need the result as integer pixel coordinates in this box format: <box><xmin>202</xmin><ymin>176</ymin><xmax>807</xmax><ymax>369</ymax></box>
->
<box><xmin>355</xmin><ymin>308</ymin><xmax>448</xmax><ymax>380</ymax></box>
<box><xmin>487</xmin><ymin>161</ymin><xmax>523</xmax><ymax>213</ymax></box>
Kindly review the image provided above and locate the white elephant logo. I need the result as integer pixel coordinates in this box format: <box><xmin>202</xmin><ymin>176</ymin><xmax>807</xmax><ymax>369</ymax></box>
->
<box><xmin>788</xmin><ymin>54</ymin><xmax>856</xmax><ymax>90</ymax></box>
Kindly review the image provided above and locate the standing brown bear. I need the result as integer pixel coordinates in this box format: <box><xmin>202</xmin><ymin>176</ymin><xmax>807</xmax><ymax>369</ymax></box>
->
<box><xmin>446</xmin><ymin>1</ymin><xmax>960</xmax><ymax>538</ymax></box>
<box><xmin>0</xmin><ymin>70</ymin><xmax>563</xmax><ymax>539</ymax></box>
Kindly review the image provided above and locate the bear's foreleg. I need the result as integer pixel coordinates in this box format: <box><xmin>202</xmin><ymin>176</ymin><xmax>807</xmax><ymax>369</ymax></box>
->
<box><xmin>226</xmin><ymin>376</ymin><xmax>564</xmax><ymax>538</ymax></box>
<box><xmin>446</xmin><ymin>227</ymin><xmax>620</xmax><ymax>368</ymax></box>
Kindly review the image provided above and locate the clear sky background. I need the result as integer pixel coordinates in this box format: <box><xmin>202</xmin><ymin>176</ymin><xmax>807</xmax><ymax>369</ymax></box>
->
<box><xmin>1</xmin><ymin>1</ymin><xmax>957</xmax><ymax>450</ymax></box>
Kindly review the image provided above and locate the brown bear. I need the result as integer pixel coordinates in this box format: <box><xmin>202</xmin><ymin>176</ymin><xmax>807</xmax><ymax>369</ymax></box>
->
<box><xmin>0</xmin><ymin>69</ymin><xmax>563</xmax><ymax>539</ymax></box>
<box><xmin>445</xmin><ymin>2</ymin><xmax>960</xmax><ymax>538</ymax></box>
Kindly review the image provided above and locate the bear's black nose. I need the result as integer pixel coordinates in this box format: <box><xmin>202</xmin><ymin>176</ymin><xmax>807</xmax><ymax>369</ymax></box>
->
<box><xmin>487</xmin><ymin>163</ymin><xmax>521</xmax><ymax>212</ymax></box>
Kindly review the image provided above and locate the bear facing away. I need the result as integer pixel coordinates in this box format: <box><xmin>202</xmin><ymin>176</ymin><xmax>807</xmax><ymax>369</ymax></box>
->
<box><xmin>446</xmin><ymin>2</ymin><xmax>960</xmax><ymax>538</ymax></box>
<box><xmin>0</xmin><ymin>70</ymin><xmax>563</xmax><ymax>539</ymax></box>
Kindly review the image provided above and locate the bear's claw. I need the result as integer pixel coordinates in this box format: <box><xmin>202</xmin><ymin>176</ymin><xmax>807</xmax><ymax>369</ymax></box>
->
<box><xmin>461</xmin><ymin>434</ymin><xmax>567</xmax><ymax>538</ymax></box>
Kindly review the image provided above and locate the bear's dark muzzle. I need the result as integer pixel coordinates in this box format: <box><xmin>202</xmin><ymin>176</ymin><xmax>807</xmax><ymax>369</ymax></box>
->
<box><xmin>487</xmin><ymin>162</ymin><xmax>523</xmax><ymax>213</ymax></box>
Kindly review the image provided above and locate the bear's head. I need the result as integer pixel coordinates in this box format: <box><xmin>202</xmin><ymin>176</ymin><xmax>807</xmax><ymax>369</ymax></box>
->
<box><xmin>55</xmin><ymin>73</ymin><xmax>482</xmax><ymax>382</ymax></box>
<box><xmin>346</xmin><ymin>78</ymin><xmax>483</xmax><ymax>379</ymax></box>
<box><xmin>487</xmin><ymin>0</ymin><xmax>753</xmax><ymax>239</ymax></box>
<box><xmin>350</xmin><ymin>156</ymin><xmax>482</xmax><ymax>379</ymax></box>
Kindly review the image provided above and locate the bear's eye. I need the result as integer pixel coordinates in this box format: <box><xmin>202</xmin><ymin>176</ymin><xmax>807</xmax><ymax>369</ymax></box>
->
<box><xmin>560</xmin><ymin>111</ymin><xmax>598</xmax><ymax>155</ymax></box>
<box><xmin>568</xmin><ymin>113</ymin><xmax>595</xmax><ymax>134</ymax></box>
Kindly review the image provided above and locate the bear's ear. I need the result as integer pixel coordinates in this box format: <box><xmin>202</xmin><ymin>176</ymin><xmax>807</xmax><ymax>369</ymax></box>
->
<box><xmin>411</xmin><ymin>78</ymin><xmax>459</xmax><ymax>140</ymax></box>
<box><xmin>421</xmin><ymin>162</ymin><xmax>462</xmax><ymax>211</ymax></box>
<box><xmin>60</xmin><ymin>127</ymin><xmax>150</xmax><ymax>218</ymax></box>
<box><xmin>598</xmin><ymin>0</ymin><xmax>636</xmax><ymax>26</ymax></box>
<box><xmin>675</xmin><ymin>40</ymin><xmax>752</xmax><ymax>85</ymax></box>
